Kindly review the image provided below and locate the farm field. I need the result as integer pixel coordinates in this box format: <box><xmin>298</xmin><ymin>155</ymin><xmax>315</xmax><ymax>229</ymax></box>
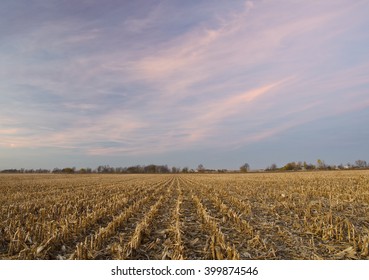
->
<box><xmin>1</xmin><ymin>171</ymin><xmax>368</xmax><ymax>260</ymax></box>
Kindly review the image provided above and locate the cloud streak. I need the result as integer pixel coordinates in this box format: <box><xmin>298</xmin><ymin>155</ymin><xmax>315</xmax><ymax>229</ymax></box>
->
<box><xmin>1</xmin><ymin>0</ymin><xmax>369</xmax><ymax>168</ymax></box>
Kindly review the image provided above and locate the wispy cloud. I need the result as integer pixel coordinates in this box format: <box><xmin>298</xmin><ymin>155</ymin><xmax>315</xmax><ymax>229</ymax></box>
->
<box><xmin>1</xmin><ymin>0</ymin><xmax>369</xmax><ymax>168</ymax></box>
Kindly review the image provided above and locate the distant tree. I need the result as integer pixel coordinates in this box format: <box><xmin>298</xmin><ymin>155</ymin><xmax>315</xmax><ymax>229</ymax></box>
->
<box><xmin>144</xmin><ymin>164</ymin><xmax>157</xmax><ymax>173</ymax></box>
<box><xmin>182</xmin><ymin>167</ymin><xmax>189</xmax><ymax>173</ymax></box>
<box><xmin>283</xmin><ymin>162</ymin><xmax>296</xmax><ymax>171</ymax></box>
<box><xmin>1</xmin><ymin>169</ymin><xmax>19</xmax><ymax>173</ymax></box>
<box><xmin>127</xmin><ymin>165</ymin><xmax>143</xmax><ymax>173</ymax></box>
<box><xmin>119</xmin><ymin>167</ymin><xmax>128</xmax><ymax>173</ymax></box>
<box><xmin>62</xmin><ymin>167</ymin><xmax>75</xmax><ymax>174</ymax></box>
<box><xmin>114</xmin><ymin>167</ymin><xmax>123</xmax><ymax>173</ymax></box>
<box><xmin>306</xmin><ymin>163</ymin><xmax>316</xmax><ymax>170</ymax></box>
<box><xmin>317</xmin><ymin>159</ymin><xmax>326</xmax><ymax>170</ymax></box>
<box><xmin>294</xmin><ymin>162</ymin><xmax>299</xmax><ymax>170</ymax></box>
<box><xmin>96</xmin><ymin>165</ymin><xmax>114</xmax><ymax>173</ymax></box>
<box><xmin>159</xmin><ymin>165</ymin><xmax>170</xmax><ymax>173</ymax></box>
<box><xmin>217</xmin><ymin>169</ymin><xmax>228</xmax><ymax>173</ymax></box>
<box><xmin>355</xmin><ymin>160</ymin><xmax>367</xmax><ymax>168</ymax></box>
<box><xmin>171</xmin><ymin>167</ymin><xmax>180</xmax><ymax>173</ymax></box>
<box><xmin>266</xmin><ymin>163</ymin><xmax>278</xmax><ymax>171</ymax></box>
<box><xmin>197</xmin><ymin>164</ymin><xmax>205</xmax><ymax>173</ymax></box>
<box><xmin>126</xmin><ymin>166</ymin><xmax>135</xmax><ymax>173</ymax></box>
<box><xmin>240</xmin><ymin>163</ymin><xmax>250</xmax><ymax>172</ymax></box>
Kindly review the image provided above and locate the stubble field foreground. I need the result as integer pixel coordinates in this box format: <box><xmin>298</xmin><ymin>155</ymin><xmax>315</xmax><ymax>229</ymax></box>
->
<box><xmin>0</xmin><ymin>171</ymin><xmax>368</xmax><ymax>260</ymax></box>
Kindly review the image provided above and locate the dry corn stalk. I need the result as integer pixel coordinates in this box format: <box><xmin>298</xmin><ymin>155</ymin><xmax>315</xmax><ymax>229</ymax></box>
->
<box><xmin>123</xmin><ymin>195</ymin><xmax>165</xmax><ymax>258</ymax></box>
<box><xmin>192</xmin><ymin>194</ymin><xmax>240</xmax><ymax>260</ymax></box>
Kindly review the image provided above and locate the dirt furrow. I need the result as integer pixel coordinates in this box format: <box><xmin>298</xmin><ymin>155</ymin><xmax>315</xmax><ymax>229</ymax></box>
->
<box><xmin>68</xmin><ymin>178</ymin><xmax>174</xmax><ymax>259</ymax></box>
<box><xmin>125</xmin><ymin>179</ymin><xmax>179</xmax><ymax>259</ymax></box>
<box><xmin>178</xmin><ymin>179</ymin><xmax>210</xmax><ymax>259</ymax></box>
<box><xmin>100</xmin><ymin>177</ymin><xmax>176</xmax><ymax>259</ymax></box>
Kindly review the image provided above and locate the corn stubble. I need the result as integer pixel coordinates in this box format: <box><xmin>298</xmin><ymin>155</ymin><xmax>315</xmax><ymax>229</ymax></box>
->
<box><xmin>1</xmin><ymin>171</ymin><xmax>368</xmax><ymax>259</ymax></box>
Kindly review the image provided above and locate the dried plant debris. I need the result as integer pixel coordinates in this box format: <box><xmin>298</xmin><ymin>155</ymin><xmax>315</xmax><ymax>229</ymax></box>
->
<box><xmin>1</xmin><ymin>171</ymin><xmax>369</xmax><ymax>260</ymax></box>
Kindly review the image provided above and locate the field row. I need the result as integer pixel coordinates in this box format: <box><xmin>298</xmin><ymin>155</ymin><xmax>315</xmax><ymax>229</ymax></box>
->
<box><xmin>1</xmin><ymin>172</ymin><xmax>368</xmax><ymax>259</ymax></box>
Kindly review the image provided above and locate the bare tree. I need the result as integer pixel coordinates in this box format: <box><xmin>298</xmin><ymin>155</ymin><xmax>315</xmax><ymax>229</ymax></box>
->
<box><xmin>355</xmin><ymin>160</ymin><xmax>367</xmax><ymax>168</ymax></box>
<box><xmin>317</xmin><ymin>159</ymin><xmax>326</xmax><ymax>169</ymax></box>
<box><xmin>240</xmin><ymin>163</ymin><xmax>250</xmax><ymax>172</ymax></box>
<box><xmin>197</xmin><ymin>164</ymin><xmax>205</xmax><ymax>173</ymax></box>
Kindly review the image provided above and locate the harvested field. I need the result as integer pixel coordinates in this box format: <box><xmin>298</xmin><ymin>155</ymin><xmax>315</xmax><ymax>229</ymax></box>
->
<box><xmin>1</xmin><ymin>171</ymin><xmax>369</xmax><ymax>260</ymax></box>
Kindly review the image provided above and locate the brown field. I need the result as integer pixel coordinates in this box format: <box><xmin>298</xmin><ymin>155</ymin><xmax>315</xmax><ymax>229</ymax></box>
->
<box><xmin>1</xmin><ymin>171</ymin><xmax>368</xmax><ymax>260</ymax></box>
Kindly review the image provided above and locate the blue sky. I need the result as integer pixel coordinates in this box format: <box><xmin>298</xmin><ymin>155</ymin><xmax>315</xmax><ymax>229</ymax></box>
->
<box><xmin>1</xmin><ymin>0</ymin><xmax>369</xmax><ymax>170</ymax></box>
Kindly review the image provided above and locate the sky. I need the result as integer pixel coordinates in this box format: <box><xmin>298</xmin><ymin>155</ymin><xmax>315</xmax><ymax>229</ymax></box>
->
<box><xmin>1</xmin><ymin>0</ymin><xmax>369</xmax><ymax>170</ymax></box>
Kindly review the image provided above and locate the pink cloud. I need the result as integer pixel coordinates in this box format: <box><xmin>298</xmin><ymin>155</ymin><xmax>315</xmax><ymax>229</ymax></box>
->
<box><xmin>0</xmin><ymin>128</ymin><xmax>18</xmax><ymax>135</ymax></box>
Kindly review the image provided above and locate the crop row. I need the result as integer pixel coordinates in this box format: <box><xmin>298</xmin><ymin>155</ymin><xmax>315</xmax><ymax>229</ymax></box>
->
<box><xmin>1</xmin><ymin>171</ymin><xmax>368</xmax><ymax>259</ymax></box>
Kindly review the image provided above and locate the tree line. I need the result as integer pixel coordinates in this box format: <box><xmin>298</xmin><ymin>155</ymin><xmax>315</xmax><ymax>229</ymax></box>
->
<box><xmin>1</xmin><ymin>159</ymin><xmax>368</xmax><ymax>174</ymax></box>
<box><xmin>1</xmin><ymin>164</ymin><xmax>188</xmax><ymax>174</ymax></box>
<box><xmin>264</xmin><ymin>159</ymin><xmax>368</xmax><ymax>171</ymax></box>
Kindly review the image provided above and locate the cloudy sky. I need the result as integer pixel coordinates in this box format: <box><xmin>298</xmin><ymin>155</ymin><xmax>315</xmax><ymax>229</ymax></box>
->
<box><xmin>1</xmin><ymin>0</ymin><xmax>369</xmax><ymax>170</ymax></box>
